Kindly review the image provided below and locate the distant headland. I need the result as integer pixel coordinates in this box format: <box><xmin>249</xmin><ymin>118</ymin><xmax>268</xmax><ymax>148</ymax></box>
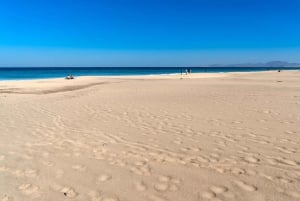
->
<box><xmin>208</xmin><ymin>61</ymin><xmax>300</xmax><ymax>67</ymax></box>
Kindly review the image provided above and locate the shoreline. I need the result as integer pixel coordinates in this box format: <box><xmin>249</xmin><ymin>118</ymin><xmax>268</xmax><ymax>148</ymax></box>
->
<box><xmin>1</xmin><ymin>68</ymin><xmax>299</xmax><ymax>82</ymax></box>
<box><xmin>0</xmin><ymin>69</ymin><xmax>291</xmax><ymax>82</ymax></box>
<box><xmin>0</xmin><ymin>70</ymin><xmax>299</xmax><ymax>95</ymax></box>
<box><xmin>0</xmin><ymin>72</ymin><xmax>228</xmax><ymax>94</ymax></box>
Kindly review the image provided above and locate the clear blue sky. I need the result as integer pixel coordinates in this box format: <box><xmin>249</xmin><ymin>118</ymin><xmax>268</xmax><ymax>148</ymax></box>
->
<box><xmin>0</xmin><ymin>0</ymin><xmax>299</xmax><ymax>66</ymax></box>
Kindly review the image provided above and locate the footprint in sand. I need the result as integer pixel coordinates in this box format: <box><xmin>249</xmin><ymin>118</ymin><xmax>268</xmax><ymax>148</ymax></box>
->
<box><xmin>169</xmin><ymin>184</ymin><xmax>179</xmax><ymax>191</ymax></box>
<box><xmin>259</xmin><ymin>173</ymin><xmax>273</xmax><ymax>180</ymax></box>
<box><xmin>134</xmin><ymin>161</ymin><xmax>147</xmax><ymax>166</ymax></box>
<box><xmin>130</xmin><ymin>165</ymin><xmax>151</xmax><ymax>176</ymax></box>
<box><xmin>223</xmin><ymin>191</ymin><xmax>235</xmax><ymax>198</ymax></box>
<box><xmin>275</xmin><ymin>176</ymin><xmax>293</xmax><ymax>184</ymax></box>
<box><xmin>88</xmin><ymin>190</ymin><xmax>102</xmax><ymax>201</ymax></box>
<box><xmin>171</xmin><ymin>178</ymin><xmax>181</xmax><ymax>184</ymax></box>
<box><xmin>61</xmin><ymin>187</ymin><xmax>77</xmax><ymax>198</ymax></box>
<box><xmin>25</xmin><ymin>169</ymin><xmax>38</xmax><ymax>178</ymax></box>
<box><xmin>158</xmin><ymin>175</ymin><xmax>171</xmax><ymax>182</ymax></box>
<box><xmin>267</xmin><ymin>157</ymin><xmax>299</xmax><ymax>166</ymax></box>
<box><xmin>11</xmin><ymin>170</ymin><xmax>25</xmax><ymax>177</ymax></box>
<box><xmin>200</xmin><ymin>191</ymin><xmax>216</xmax><ymax>199</ymax></box>
<box><xmin>148</xmin><ymin>195</ymin><xmax>168</xmax><ymax>201</ymax></box>
<box><xmin>98</xmin><ymin>174</ymin><xmax>112</xmax><ymax>182</ymax></box>
<box><xmin>1</xmin><ymin>195</ymin><xmax>13</xmax><ymax>201</ymax></box>
<box><xmin>285</xmin><ymin>130</ymin><xmax>297</xmax><ymax>135</ymax></box>
<box><xmin>109</xmin><ymin>159</ymin><xmax>126</xmax><ymax>167</ymax></box>
<box><xmin>49</xmin><ymin>183</ymin><xmax>63</xmax><ymax>191</ymax></box>
<box><xmin>41</xmin><ymin>160</ymin><xmax>54</xmax><ymax>167</ymax></box>
<box><xmin>71</xmin><ymin>164</ymin><xmax>86</xmax><ymax>172</ymax></box>
<box><xmin>246</xmin><ymin>169</ymin><xmax>257</xmax><ymax>176</ymax></box>
<box><xmin>134</xmin><ymin>181</ymin><xmax>147</xmax><ymax>191</ymax></box>
<box><xmin>234</xmin><ymin>180</ymin><xmax>257</xmax><ymax>192</ymax></box>
<box><xmin>154</xmin><ymin>175</ymin><xmax>181</xmax><ymax>192</ymax></box>
<box><xmin>209</xmin><ymin>186</ymin><xmax>228</xmax><ymax>194</ymax></box>
<box><xmin>180</xmin><ymin>147</ymin><xmax>190</xmax><ymax>152</ymax></box>
<box><xmin>233</xmin><ymin>120</ymin><xmax>242</xmax><ymax>124</ymax></box>
<box><xmin>173</xmin><ymin>139</ymin><xmax>182</xmax><ymax>145</ymax></box>
<box><xmin>201</xmin><ymin>185</ymin><xmax>233</xmax><ymax>200</ymax></box>
<box><xmin>287</xmin><ymin>171</ymin><xmax>300</xmax><ymax>180</ymax></box>
<box><xmin>154</xmin><ymin>183</ymin><xmax>169</xmax><ymax>192</ymax></box>
<box><xmin>244</xmin><ymin>156</ymin><xmax>260</xmax><ymax>163</ymax></box>
<box><xmin>281</xmin><ymin>159</ymin><xmax>298</xmax><ymax>166</ymax></box>
<box><xmin>230</xmin><ymin>167</ymin><xmax>246</xmax><ymax>175</ymax></box>
<box><xmin>262</xmin><ymin>110</ymin><xmax>271</xmax><ymax>114</ymax></box>
<box><xmin>276</xmin><ymin>146</ymin><xmax>296</xmax><ymax>154</ymax></box>
<box><xmin>286</xmin><ymin>191</ymin><xmax>300</xmax><ymax>198</ymax></box>
<box><xmin>213</xmin><ymin>167</ymin><xmax>226</xmax><ymax>174</ymax></box>
<box><xmin>18</xmin><ymin>184</ymin><xmax>40</xmax><ymax>196</ymax></box>
<box><xmin>101</xmin><ymin>195</ymin><xmax>119</xmax><ymax>201</ymax></box>
<box><xmin>277</xmin><ymin>188</ymin><xmax>300</xmax><ymax>198</ymax></box>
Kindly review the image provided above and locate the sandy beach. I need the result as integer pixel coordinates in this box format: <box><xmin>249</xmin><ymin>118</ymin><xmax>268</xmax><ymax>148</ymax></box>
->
<box><xmin>0</xmin><ymin>71</ymin><xmax>300</xmax><ymax>201</ymax></box>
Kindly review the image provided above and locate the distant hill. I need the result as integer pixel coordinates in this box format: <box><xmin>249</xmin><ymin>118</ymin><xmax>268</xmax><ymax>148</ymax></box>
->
<box><xmin>209</xmin><ymin>61</ymin><xmax>300</xmax><ymax>67</ymax></box>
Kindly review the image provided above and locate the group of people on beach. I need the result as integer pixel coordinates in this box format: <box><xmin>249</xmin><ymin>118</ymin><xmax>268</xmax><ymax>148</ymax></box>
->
<box><xmin>182</xmin><ymin>68</ymin><xmax>192</xmax><ymax>75</ymax></box>
<box><xmin>186</xmin><ymin>68</ymin><xmax>192</xmax><ymax>75</ymax></box>
<box><xmin>65</xmin><ymin>74</ymin><xmax>74</xmax><ymax>80</ymax></box>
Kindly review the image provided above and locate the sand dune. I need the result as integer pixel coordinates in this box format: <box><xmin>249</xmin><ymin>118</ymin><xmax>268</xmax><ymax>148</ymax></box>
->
<box><xmin>1</xmin><ymin>71</ymin><xmax>300</xmax><ymax>201</ymax></box>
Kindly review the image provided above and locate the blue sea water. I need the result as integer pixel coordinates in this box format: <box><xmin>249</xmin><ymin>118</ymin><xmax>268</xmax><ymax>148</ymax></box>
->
<box><xmin>0</xmin><ymin>67</ymin><xmax>299</xmax><ymax>81</ymax></box>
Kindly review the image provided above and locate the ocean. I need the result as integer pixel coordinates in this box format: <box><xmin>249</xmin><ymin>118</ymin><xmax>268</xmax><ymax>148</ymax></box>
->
<box><xmin>0</xmin><ymin>67</ymin><xmax>299</xmax><ymax>80</ymax></box>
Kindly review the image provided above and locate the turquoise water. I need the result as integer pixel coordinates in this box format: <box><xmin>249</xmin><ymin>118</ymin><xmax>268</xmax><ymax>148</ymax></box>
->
<box><xmin>0</xmin><ymin>67</ymin><xmax>299</xmax><ymax>80</ymax></box>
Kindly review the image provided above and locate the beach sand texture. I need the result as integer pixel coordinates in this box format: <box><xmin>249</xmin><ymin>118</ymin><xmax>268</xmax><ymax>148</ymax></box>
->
<box><xmin>0</xmin><ymin>71</ymin><xmax>300</xmax><ymax>201</ymax></box>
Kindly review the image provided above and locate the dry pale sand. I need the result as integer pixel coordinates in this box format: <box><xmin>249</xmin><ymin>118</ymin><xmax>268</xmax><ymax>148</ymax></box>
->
<box><xmin>0</xmin><ymin>71</ymin><xmax>300</xmax><ymax>201</ymax></box>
